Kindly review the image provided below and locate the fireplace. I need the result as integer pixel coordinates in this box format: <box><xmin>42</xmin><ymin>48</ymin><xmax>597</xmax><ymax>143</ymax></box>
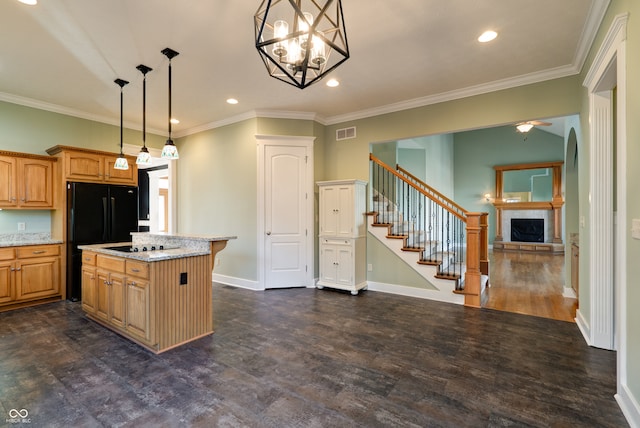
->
<box><xmin>511</xmin><ymin>218</ymin><xmax>544</xmax><ymax>243</ymax></box>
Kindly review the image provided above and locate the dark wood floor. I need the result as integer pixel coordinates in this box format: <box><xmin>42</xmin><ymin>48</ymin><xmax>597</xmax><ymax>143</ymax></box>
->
<box><xmin>0</xmin><ymin>284</ymin><xmax>626</xmax><ymax>427</ymax></box>
<box><xmin>484</xmin><ymin>250</ymin><xmax>577</xmax><ymax>322</ymax></box>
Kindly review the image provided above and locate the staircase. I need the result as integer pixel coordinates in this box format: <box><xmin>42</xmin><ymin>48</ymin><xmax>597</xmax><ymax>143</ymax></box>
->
<box><xmin>369</xmin><ymin>154</ymin><xmax>490</xmax><ymax>307</ymax></box>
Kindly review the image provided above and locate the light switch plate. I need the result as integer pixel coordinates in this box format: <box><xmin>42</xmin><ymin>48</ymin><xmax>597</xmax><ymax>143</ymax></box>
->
<box><xmin>632</xmin><ymin>219</ymin><xmax>640</xmax><ymax>240</ymax></box>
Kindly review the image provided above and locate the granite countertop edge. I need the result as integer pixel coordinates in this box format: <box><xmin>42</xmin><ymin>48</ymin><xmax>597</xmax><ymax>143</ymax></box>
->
<box><xmin>0</xmin><ymin>239</ymin><xmax>64</xmax><ymax>248</ymax></box>
<box><xmin>78</xmin><ymin>242</ymin><xmax>210</xmax><ymax>262</ymax></box>
<box><xmin>130</xmin><ymin>232</ymin><xmax>237</xmax><ymax>242</ymax></box>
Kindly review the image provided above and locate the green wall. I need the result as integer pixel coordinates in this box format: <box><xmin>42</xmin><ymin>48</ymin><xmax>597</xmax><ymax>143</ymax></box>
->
<box><xmin>176</xmin><ymin>119</ymin><xmax>259</xmax><ymax>281</ymax></box>
<box><xmin>0</xmin><ymin>210</ymin><xmax>51</xmax><ymax>234</ymax></box>
<box><xmin>0</xmin><ymin>100</ymin><xmax>165</xmax><ymax>235</ymax></box>
<box><xmin>453</xmin><ymin>126</ymin><xmax>564</xmax><ymax>244</ymax></box>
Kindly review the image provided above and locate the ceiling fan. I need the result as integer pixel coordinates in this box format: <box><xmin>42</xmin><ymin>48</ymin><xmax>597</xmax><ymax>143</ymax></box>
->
<box><xmin>515</xmin><ymin>120</ymin><xmax>552</xmax><ymax>133</ymax></box>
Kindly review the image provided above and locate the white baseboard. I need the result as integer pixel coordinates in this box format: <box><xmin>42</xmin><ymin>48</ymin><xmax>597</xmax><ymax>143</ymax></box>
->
<box><xmin>212</xmin><ymin>274</ymin><xmax>261</xmax><ymax>291</ymax></box>
<box><xmin>562</xmin><ymin>287</ymin><xmax>577</xmax><ymax>299</ymax></box>
<box><xmin>366</xmin><ymin>280</ymin><xmax>464</xmax><ymax>305</ymax></box>
<box><xmin>214</xmin><ymin>275</ymin><xmax>464</xmax><ymax>306</ymax></box>
<box><xmin>575</xmin><ymin>308</ymin><xmax>592</xmax><ymax>346</ymax></box>
<box><xmin>616</xmin><ymin>383</ymin><xmax>640</xmax><ymax>428</ymax></box>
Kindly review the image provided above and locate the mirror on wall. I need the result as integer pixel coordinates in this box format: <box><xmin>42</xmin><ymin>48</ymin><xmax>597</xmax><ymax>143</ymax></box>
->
<box><xmin>502</xmin><ymin>167</ymin><xmax>553</xmax><ymax>203</ymax></box>
<box><xmin>493</xmin><ymin>161</ymin><xmax>563</xmax><ymax>209</ymax></box>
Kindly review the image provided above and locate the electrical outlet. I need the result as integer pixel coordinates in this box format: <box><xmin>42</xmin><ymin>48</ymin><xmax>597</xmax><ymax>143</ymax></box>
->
<box><xmin>367</xmin><ymin>263</ymin><xmax>373</xmax><ymax>272</ymax></box>
<box><xmin>17</xmin><ymin>222</ymin><xmax>26</xmax><ymax>231</ymax></box>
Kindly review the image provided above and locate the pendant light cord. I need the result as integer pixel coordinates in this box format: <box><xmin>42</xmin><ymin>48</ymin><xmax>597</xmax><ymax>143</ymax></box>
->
<box><xmin>142</xmin><ymin>73</ymin><xmax>147</xmax><ymax>148</ymax></box>
<box><xmin>168</xmin><ymin>59</ymin><xmax>172</xmax><ymax>141</ymax></box>
<box><xmin>120</xmin><ymin>85</ymin><xmax>124</xmax><ymax>153</ymax></box>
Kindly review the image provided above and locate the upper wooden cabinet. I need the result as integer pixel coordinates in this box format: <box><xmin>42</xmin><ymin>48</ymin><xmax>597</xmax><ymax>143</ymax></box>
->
<box><xmin>46</xmin><ymin>146</ymin><xmax>137</xmax><ymax>186</ymax></box>
<box><xmin>0</xmin><ymin>152</ymin><xmax>55</xmax><ymax>209</ymax></box>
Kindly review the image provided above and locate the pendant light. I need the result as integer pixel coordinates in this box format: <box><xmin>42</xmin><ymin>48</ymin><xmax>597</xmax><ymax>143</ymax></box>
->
<box><xmin>254</xmin><ymin>0</ymin><xmax>349</xmax><ymax>89</ymax></box>
<box><xmin>135</xmin><ymin>64</ymin><xmax>153</xmax><ymax>166</ymax></box>
<box><xmin>114</xmin><ymin>78</ymin><xmax>130</xmax><ymax>170</ymax></box>
<box><xmin>161</xmin><ymin>48</ymin><xmax>179</xmax><ymax>159</ymax></box>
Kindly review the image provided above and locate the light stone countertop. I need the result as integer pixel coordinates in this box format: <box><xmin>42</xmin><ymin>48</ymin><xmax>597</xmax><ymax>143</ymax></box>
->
<box><xmin>130</xmin><ymin>232</ymin><xmax>237</xmax><ymax>251</ymax></box>
<box><xmin>78</xmin><ymin>242</ymin><xmax>211</xmax><ymax>262</ymax></box>
<box><xmin>0</xmin><ymin>233</ymin><xmax>63</xmax><ymax>248</ymax></box>
<box><xmin>79</xmin><ymin>233</ymin><xmax>236</xmax><ymax>262</ymax></box>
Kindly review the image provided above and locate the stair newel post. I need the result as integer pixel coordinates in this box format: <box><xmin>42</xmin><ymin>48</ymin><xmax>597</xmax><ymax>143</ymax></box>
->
<box><xmin>480</xmin><ymin>212</ymin><xmax>490</xmax><ymax>277</ymax></box>
<box><xmin>464</xmin><ymin>212</ymin><xmax>483</xmax><ymax>308</ymax></box>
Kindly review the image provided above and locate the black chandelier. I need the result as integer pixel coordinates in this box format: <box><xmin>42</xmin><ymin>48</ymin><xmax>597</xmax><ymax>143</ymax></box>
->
<box><xmin>254</xmin><ymin>0</ymin><xmax>349</xmax><ymax>89</ymax></box>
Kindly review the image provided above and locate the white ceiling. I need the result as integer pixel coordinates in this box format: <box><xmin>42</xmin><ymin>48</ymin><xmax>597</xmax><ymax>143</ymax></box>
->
<box><xmin>0</xmin><ymin>0</ymin><xmax>607</xmax><ymax>137</ymax></box>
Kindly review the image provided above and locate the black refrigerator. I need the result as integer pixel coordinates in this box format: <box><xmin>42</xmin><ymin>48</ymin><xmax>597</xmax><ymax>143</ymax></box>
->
<box><xmin>67</xmin><ymin>182</ymin><xmax>139</xmax><ymax>301</ymax></box>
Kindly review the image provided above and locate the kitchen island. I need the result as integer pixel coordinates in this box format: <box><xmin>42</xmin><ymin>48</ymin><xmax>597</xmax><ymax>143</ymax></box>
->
<box><xmin>79</xmin><ymin>233</ymin><xmax>235</xmax><ymax>353</ymax></box>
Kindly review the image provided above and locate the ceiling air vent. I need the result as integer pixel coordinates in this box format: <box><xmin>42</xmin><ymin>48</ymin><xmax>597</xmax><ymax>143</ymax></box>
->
<box><xmin>336</xmin><ymin>126</ymin><xmax>356</xmax><ymax>141</ymax></box>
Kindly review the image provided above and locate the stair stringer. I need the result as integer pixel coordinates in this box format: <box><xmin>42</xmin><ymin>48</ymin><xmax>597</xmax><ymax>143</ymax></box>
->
<box><xmin>368</xmin><ymin>222</ymin><xmax>464</xmax><ymax>305</ymax></box>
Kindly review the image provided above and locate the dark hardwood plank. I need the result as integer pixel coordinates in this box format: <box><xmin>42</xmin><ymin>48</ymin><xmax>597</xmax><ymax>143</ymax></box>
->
<box><xmin>0</xmin><ymin>283</ymin><xmax>625</xmax><ymax>427</ymax></box>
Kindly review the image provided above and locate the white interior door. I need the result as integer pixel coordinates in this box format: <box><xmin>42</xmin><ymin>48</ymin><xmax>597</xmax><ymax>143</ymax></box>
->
<box><xmin>257</xmin><ymin>135</ymin><xmax>314</xmax><ymax>289</ymax></box>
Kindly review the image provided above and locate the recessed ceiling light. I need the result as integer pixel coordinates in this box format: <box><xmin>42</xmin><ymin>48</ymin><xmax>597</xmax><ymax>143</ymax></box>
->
<box><xmin>478</xmin><ymin>30</ymin><xmax>497</xmax><ymax>43</ymax></box>
<box><xmin>326</xmin><ymin>78</ymin><xmax>339</xmax><ymax>87</ymax></box>
<box><xmin>18</xmin><ymin>0</ymin><xmax>37</xmax><ymax>4</ymax></box>
<box><xmin>170</xmin><ymin>118</ymin><xmax>179</xmax><ymax>124</ymax></box>
<box><xmin>226</xmin><ymin>98</ymin><xmax>238</xmax><ymax>105</ymax></box>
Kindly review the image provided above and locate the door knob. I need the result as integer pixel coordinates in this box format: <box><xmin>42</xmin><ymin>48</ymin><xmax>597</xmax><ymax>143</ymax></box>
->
<box><xmin>266</xmin><ymin>231</ymin><xmax>271</xmax><ymax>235</ymax></box>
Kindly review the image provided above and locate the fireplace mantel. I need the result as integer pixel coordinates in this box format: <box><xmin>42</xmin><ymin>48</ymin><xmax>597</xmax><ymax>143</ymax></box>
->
<box><xmin>491</xmin><ymin>161</ymin><xmax>564</xmax><ymax>254</ymax></box>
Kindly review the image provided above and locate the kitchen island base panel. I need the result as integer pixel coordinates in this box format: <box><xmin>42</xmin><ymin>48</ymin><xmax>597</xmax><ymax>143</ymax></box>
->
<box><xmin>81</xmin><ymin>252</ymin><xmax>213</xmax><ymax>354</ymax></box>
<box><xmin>85</xmin><ymin>314</ymin><xmax>213</xmax><ymax>354</ymax></box>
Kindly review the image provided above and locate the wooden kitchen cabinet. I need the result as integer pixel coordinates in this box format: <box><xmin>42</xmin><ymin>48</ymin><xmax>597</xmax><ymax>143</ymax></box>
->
<box><xmin>95</xmin><ymin>255</ymin><xmax>126</xmax><ymax>328</ymax></box>
<box><xmin>0</xmin><ymin>248</ymin><xmax>16</xmax><ymax>304</ymax></box>
<box><xmin>125</xmin><ymin>259</ymin><xmax>150</xmax><ymax>341</ymax></box>
<box><xmin>46</xmin><ymin>146</ymin><xmax>137</xmax><ymax>186</ymax></box>
<box><xmin>80</xmin><ymin>249</ymin><xmax>213</xmax><ymax>353</ymax></box>
<box><xmin>80</xmin><ymin>251</ymin><xmax>97</xmax><ymax>314</ymax></box>
<box><xmin>0</xmin><ymin>244</ymin><xmax>62</xmax><ymax>311</ymax></box>
<box><xmin>0</xmin><ymin>153</ymin><xmax>55</xmax><ymax>209</ymax></box>
<box><xmin>91</xmin><ymin>255</ymin><xmax>151</xmax><ymax>343</ymax></box>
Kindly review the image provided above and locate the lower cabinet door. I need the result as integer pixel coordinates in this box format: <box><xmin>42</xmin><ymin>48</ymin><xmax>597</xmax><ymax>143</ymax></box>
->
<box><xmin>109</xmin><ymin>273</ymin><xmax>126</xmax><ymax>329</ymax></box>
<box><xmin>319</xmin><ymin>244</ymin><xmax>339</xmax><ymax>283</ymax></box>
<box><xmin>335</xmin><ymin>245</ymin><xmax>354</xmax><ymax>286</ymax></box>
<box><xmin>319</xmin><ymin>241</ymin><xmax>354</xmax><ymax>287</ymax></box>
<box><xmin>96</xmin><ymin>270</ymin><xmax>110</xmax><ymax>321</ymax></box>
<box><xmin>15</xmin><ymin>257</ymin><xmax>60</xmax><ymax>301</ymax></box>
<box><xmin>126</xmin><ymin>279</ymin><xmax>150</xmax><ymax>341</ymax></box>
<box><xmin>0</xmin><ymin>262</ymin><xmax>14</xmax><ymax>304</ymax></box>
<box><xmin>81</xmin><ymin>266</ymin><xmax>97</xmax><ymax>313</ymax></box>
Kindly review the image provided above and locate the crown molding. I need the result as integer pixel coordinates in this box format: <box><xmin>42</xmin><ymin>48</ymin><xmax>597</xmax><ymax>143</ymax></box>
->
<box><xmin>0</xmin><ymin>91</ymin><xmax>166</xmax><ymax>136</ymax></box>
<box><xmin>572</xmin><ymin>0</ymin><xmax>611</xmax><ymax>73</ymax></box>
<box><xmin>324</xmin><ymin>64</ymin><xmax>580</xmax><ymax>125</ymax></box>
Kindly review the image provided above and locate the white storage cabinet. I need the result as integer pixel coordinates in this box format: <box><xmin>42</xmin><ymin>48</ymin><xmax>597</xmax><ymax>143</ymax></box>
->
<box><xmin>316</xmin><ymin>180</ymin><xmax>367</xmax><ymax>295</ymax></box>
